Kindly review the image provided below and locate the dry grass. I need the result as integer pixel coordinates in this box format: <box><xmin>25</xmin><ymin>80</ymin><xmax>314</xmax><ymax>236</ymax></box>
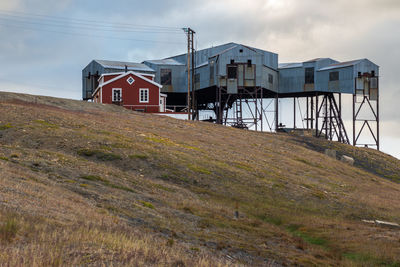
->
<box><xmin>0</xmin><ymin>92</ymin><xmax>399</xmax><ymax>266</ymax></box>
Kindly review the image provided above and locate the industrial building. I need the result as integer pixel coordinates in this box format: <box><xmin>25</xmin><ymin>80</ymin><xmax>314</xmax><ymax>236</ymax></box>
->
<box><xmin>82</xmin><ymin>42</ymin><xmax>380</xmax><ymax>149</ymax></box>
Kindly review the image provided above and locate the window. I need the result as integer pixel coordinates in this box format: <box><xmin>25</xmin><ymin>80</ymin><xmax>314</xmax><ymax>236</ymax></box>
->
<box><xmin>112</xmin><ymin>89</ymin><xmax>122</xmax><ymax>102</ymax></box>
<box><xmin>227</xmin><ymin>66</ymin><xmax>237</xmax><ymax>79</ymax></box>
<box><xmin>268</xmin><ymin>74</ymin><xmax>273</xmax><ymax>84</ymax></box>
<box><xmin>160</xmin><ymin>69</ymin><xmax>172</xmax><ymax>85</ymax></box>
<box><xmin>127</xmin><ymin>76</ymin><xmax>135</xmax><ymax>85</ymax></box>
<box><xmin>139</xmin><ymin>88</ymin><xmax>149</xmax><ymax>103</ymax></box>
<box><xmin>305</xmin><ymin>67</ymin><xmax>314</xmax><ymax>84</ymax></box>
<box><xmin>247</xmin><ymin>59</ymin><xmax>252</xmax><ymax>67</ymax></box>
<box><xmin>329</xmin><ymin>71</ymin><xmax>339</xmax><ymax>81</ymax></box>
<box><xmin>230</xmin><ymin>59</ymin><xmax>235</xmax><ymax>64</ymax></box>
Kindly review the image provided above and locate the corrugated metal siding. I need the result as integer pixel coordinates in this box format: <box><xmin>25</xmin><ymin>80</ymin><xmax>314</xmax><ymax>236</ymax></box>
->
<box><xmin>143</xmin><ymin>61</ymin><xmax>186</xmax><ymax>93</ymax></box>
<box><xmin>278</xmin><ymin>67</ymin><xmax>304</xmax><ymax>93</ymax></box>
<box><xmin>316</xmin><ymin>66</ymin><xmax>354</xmax><ymax>94</ymax></box>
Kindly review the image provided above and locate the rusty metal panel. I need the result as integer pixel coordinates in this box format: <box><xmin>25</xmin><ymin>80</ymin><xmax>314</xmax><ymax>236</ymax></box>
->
<box><xmin>370</xmin><ymin>88</ymin><xmax>378</xmax><ymax>100</ymax></box>
<box><xmin>244</xmin><ymin>79</ymin><xmax>255</xmax><ymax>87</ymax></box>
<box><xmin>304</xmin><ymin>83</ymin><xmax>314</xmax><ymax>92</ymax></box>
<box><xmin>227</xmin><ymin>79</ymin><xmax>238</xmax><ymax>94</ymax></box>
<box><xmin>238</xmin><ymin>64</ymin><xmax>244</xmax><ymax>87</ymax></box>
<box><xmin>219</xmin><ymin>76</ymin><xmax>226</xmax><ymax>87</ymax></box>
<box><xmin>245</xmin><ymin>65</ymin><xmax>255</xmax><ymax>79</ymax></box>
<box><xmin>364</xmin><ymin>79</ymin><xmax>370</xmax><ymax>95</ymax></box>
<box><xmin>370</xmin><ymin>77</ymin><xmax>378</xmax><ymax>89</ymax></box>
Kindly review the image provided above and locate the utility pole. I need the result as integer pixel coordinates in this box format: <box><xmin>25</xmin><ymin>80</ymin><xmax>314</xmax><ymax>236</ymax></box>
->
<box><xmin>183</xmin><ymin>27</ymin><xmax>195</xmax><ymax>120</ymax></box>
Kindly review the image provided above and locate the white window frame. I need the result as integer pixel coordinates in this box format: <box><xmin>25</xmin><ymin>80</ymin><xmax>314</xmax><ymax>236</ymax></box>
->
<box><xmin>112</xmin><ymin>88</ymin><xmax>122</xmax><ymax>102</ymax></box>
<box><xmin>139</xmin><ymin>88</ymin><xmax>149</xmax><ymax>103</ymax></box>
<box><xmin>127</xmin><ymin>76</ymin><xmax>135</xmax><ymax>85</ymax></box>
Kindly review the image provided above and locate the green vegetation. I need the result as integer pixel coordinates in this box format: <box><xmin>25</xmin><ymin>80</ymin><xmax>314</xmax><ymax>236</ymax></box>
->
<box><xmin>287</xmin><ymin>224</ymin><xmax>327</xmax><ymax>247</ymax></box>
<box><xmin>80</xmin><ymin>175</ymin><xmax>134</xmax><ymax>193</ymax></box>
<box><xmin>0</xmin><ymin>123</ymin><xmax>13</xmax><ymax>130</ymax></box>
<box><xmin>34</xmin><ymin>119</ymin><xmax>58</xmax><ymax>128</ymax></box>
<box><xmin>77</xmin><ymin>149</ymin><xmax>122</xmax><ymax>161</ymax></box>
<box><xmin>140</xmin><ymin>201</ymin><xmax>154</xmax><ymax>209</ymax></box>
<box><xmin>129</xmin><ymin>154</ymin><xmax>148</xmax><ymax>160</ymax></box>
<box><xmin>0</xmin><ymin>216</ymin><xmax>19</xmax><ymax>242</ymax></box>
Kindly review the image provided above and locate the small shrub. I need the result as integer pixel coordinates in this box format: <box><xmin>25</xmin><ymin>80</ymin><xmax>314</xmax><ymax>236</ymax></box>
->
<box><xmin>140</xmin><ymin>201</ymin><xmax>154</xmax><ymax>209</ymax></box>
<box><xmin>188</xmin><ymin>164</ymin><xmax>211</xmax><ymax>175</ymax></box>
<box><xmin>77</xmin><ymin>149</ymin><xmax>96</xmax><ymax>157</ymax></box>
<box><xmin>129</xmin><ymin>154</ymin><xmax>148</xmax><ymax>160</ymax></box>
<box><xmin>0</xmin><ymin>156</ymin><xmax>9</xmax><ymax>161</ymax></box>
<box><xmin>96</xmin><ymin>151</ymin><xmax>121</xmax><ymax>161</ymax></box>
<box><xmin>257</xmin><ymin>214</ymin><xmax>283</xmax><ymax>226</ymax></box>
<box><xmin>0</xmin><ymin>123</ymin><xmax>13</xmax><ymax>130</ymax></box>
<box><xmin>0</xmin><ymin>217</ymin><xmax>19</xmax><ymax>242</ymax></box>
<box><xmin>77</xmin><ymin>149</ymin><xmax>121</xmax><ymax>161</ymax></box>
<box><xmin>109</xmin><ymin>184</ymin><xmax>135</xmax><ymax>193</ymax></box>
<box><xmin>166</xmin><ymin>238</ymin><xmax>174</xmax><ymax>247</ymax></box>
<box><xmin>80</xmin><ymin>175</ymin><xmax>108</xmax><ymax>183</ymax></box>
<box><xmin>34</xmin><ymin>120</ymin><xmax>58</xmax><ymax>128</ymax></box>
<box><xmin>182</xmin><ymin>207</ymin><xmax>193</xmax><ymax>214</ymax></box>
<box><xmin>171</xmin><ymin>260</ymin><xmax>186</xmax><ymax>267</ymax></box>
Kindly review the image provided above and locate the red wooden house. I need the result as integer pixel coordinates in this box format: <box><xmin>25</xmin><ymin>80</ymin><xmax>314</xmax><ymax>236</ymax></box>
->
<box><xmin>92</xmin><ymin>71</ymin><xmax>167</xmax><ymax>113</ymax></box>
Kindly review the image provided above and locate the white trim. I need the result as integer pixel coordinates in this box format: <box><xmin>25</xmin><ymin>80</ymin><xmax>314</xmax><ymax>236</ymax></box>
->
<box><xmin>160</xmin><ymin>93</ymin><xmax>168</xmax><ymax>97</ymax></box>
<box><xmin>124</xmin><ymin>105</ymin><xmax>159</xmax><ymax>107</ymax></box>
<box><xmin>112</xmin><ymin>88</ymin><xmax>122</xmax><ymax>102</ymax></box>
<box><xmin>139</xmin><ymin>88</ymin><xmax>149</xmax><ymax>103</ymax></box>
<box><xmin>98</xmin><ymin>72</ymin><xmax>155</xmax><ymax>81</ymax></box>
<box><xmin>92</xmin><ymin>85</ymin><xmax>101</xmax><ymax>97</ymax></box>
<box><xmin>98</xmin><ymin>71</ymin><xmax>162</xmax><ymax>88</ymax></box>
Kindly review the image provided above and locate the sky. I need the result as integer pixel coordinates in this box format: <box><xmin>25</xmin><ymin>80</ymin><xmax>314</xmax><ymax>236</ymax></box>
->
<box><xmin>0</xmin><ymin>0</ymin><xmax>399</xmax><ymax>158</ymax></box>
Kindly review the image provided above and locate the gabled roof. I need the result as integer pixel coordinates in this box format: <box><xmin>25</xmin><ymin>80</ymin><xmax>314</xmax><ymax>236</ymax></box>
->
<box><xmin>318</xmin><ymin>59</ymin><xmax>365</xmax><ymax>71</ymax></box>
<box><xmin>209</xmin><ymin>43</ymin><xmax>264</xmax><ymax>58</ymax></box>
<box><xmin>94</xmin><ymin>59</ymin><xmax>155</xmax><ymax>72</ymax></box>
<box><xmin>143</xmin><ymin>58</ymin><xmax>184</xmax><ymax>66</ymax></box>
<box><xmin>209</xmin><ymin>45</ymin><xmax>238</xmax><ymax>58</ymax></box>
<box><xmin>92</xmin><ymin>71</ymin><xmax>162</xmax><ymax>97</ymax></box>
<box><xmin>278</xmin><ymin>62</ymin><xmax>303</xmax><ymax>69</ymax></box>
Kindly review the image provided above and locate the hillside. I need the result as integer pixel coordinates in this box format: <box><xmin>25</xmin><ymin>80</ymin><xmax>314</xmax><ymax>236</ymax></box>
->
<box><xmin>0</xmin><ymin>92</ymin><xmax>399</xmax><ymax>266</ymax></box>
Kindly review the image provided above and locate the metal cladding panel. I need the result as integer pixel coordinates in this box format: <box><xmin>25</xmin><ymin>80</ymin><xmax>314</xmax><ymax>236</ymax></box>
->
<box><xmin>278</xmin><ymin>67</ymin><xmax>304</xmax><ymax>93</ymax></box>
<box><xmin>82</xmin><ymin>60</ymin><xmax>104</xmax><ymax>99</ymax></box>
<box><xmin>353</xmin><ymin>59</ymin><xmax>379</xmax><ymax>77</ymax></box>
<box><xmin>261</xmin><ymin>66</ymin><xmax>278</xmax><ymax>92</ymax></box>
<box><xmin>195</xmin><ymin>64</ymin><xmax>209</xmax><ymax>90</ymax></box>
<box><xmin>315</xmin><ymin>66</ymin><xmax>354</xmax><ymax>94</ymax></box>
<box><xmin>227</xmin><ymin>79</ymin><xmax>238</xmax><ymax>93</ymax></box>
<box><xmin>315</xmin><ymin>59</ymin><xmax>379</xmax><ymax>94</ymax></box>
<box><xmin>143</xmin><ymin>61</ymin><xmax>186</xmax><ymax>93</ymax></box>
<box><xmin>216</xmin><ymin>45</ymin><xmax>267</xmax><ymax>87</ymax></box>
<box><xmin>169</xmin><ymin>43</ymin><xmax>238</xmax><ymax>67</ymax></box>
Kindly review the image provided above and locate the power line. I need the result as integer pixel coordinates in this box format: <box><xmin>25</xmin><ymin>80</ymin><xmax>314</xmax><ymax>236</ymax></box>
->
<box><xmin>0</xmin><ymin>15</ymin><xmax>183</xmax><ymax>34</ymax></box>
<box><xmin>0</xmin><ymin>9</ymin><xmax>181</xmax><ymax>31</ymax></box>
<box><xmin>0</xmin><ymin>22</ymin><xmax>184</xmax><ymax>44</ymax></box>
